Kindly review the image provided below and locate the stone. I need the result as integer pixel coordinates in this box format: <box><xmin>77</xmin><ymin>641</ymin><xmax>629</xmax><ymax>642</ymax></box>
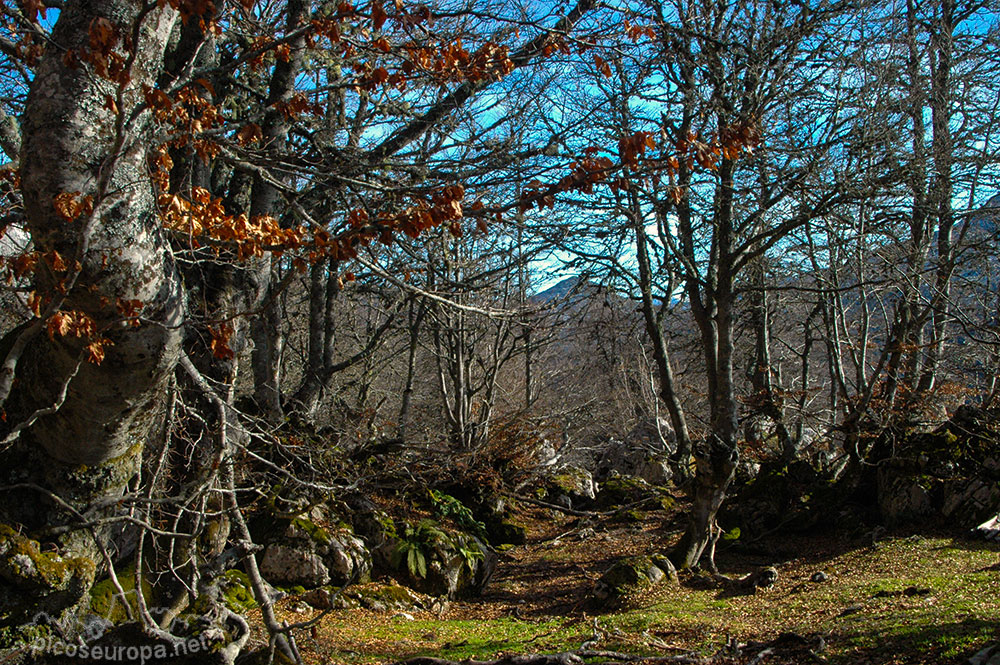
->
<box><xmin>595</xmin><ymin>472</ymin><xmax>673</xmax><ymax>510</ymax></box>
<box><xmin>592</xmin><ymin>555</ymin><xmax>673</xmax><ymax>608</ymax></box>
<box><xmin>545</xmin><ymin>466</ymin><xmax>597</xmax><ymax>508</ymax></box>
<box><xmin>260</xmin><ymin>544</ymin><xmax>330</xmax><ymax>588</ymax></box>
<box><xmin>594</xmin><ymin>421</ymin><xmax>676</xmax><ymax>485</ymax></box>
<box><xmin>942</xmin><ymin>478</ymin><xmax>1000</xmax><ymax>525</ymax></box>
<box><xmin>974</xmin><ymin>514</ymin><xmax>1000</xmax><ymax>541</ymax></box>
<box><xmin>877</xmin><ymin>465</ymin><xmax>934</xmax><ymax>525</ymax></box>
<box><xmin>486</xmin><ymin>518</ymin><xmax>527</xmax><ymax>546</ymax></box>
<box><xmin>968</xmin><ymin>642</ymin><xmax>1000</xmax><ymax>665</ymax></box>
<box><xmin>253</xmin><ymin>511</ymin><xmax>373</xmax><ymax>591</ymax></box>
<box><xmin>388</xmin><ymin>520</ymin><xmax>497</xmax><ymax>599</ymax></box>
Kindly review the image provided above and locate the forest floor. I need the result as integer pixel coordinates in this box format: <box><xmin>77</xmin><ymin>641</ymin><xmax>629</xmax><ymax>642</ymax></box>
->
<box><xmin>265</xmin><ymin>498</ymin><xmax>1000</xmax><ymax>665</ymax></box>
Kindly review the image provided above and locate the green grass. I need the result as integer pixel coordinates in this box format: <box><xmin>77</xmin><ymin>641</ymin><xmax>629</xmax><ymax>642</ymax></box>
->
<box><xmin>288</xmin><ymin>535</ymin><xmax>1000</xmax><ymax>665</ymax></box>
<box><xmin>309</xmin><ymin>616</ymin><xmax>591</xmax><ymax>663</ymax></box>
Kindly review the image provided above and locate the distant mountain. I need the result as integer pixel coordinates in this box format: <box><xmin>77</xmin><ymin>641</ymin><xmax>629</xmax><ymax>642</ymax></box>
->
<box><xmin>532</xmin><ymin>276</ymin><xmax>585</xmax><ymax>302</ymax></box>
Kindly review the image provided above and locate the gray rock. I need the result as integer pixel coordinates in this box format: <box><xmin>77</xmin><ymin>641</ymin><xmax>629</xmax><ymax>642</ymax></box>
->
<box><xmin>416</xmin><ymin>536</ymin><xmax>497</xmax><ymax>599</ymax></box>
<box><xmin>547</xmin><ymin>465</ymin><xmax>597</xmax><ymax>506</ymax></box>
<box><xmin>968</xmin><ymin>642</ymin><xmax>1000</xmax><ymax>665</ymax></box>
<box><xmin>594</xmin><ymin>420</ymin><xmax>676</xmax><ymax>485</ymax></box>
<box><xmin>974</xmin><ymin>514</ymin><xmax>1000</xmax><ymax>541</ymax></box>
<box><xmin>593</xmin><ymin>555</ymin><xmax>674</xmax><ymax>607</ymax></box>
<box><xmin>942</xmin><ymin>478</ymin><xmax>1000</xmax><ymax>525</ymax></box>
<box><xmin>260</xmin><ymin>544</ymin><xmax>330</xmax><ymax>588</ymax></box>
<box><xmin>257</xmin><ymin>514</ymin><xmax>372</xmax><ymax>590</ymax></box>
<box><xmin>878</xmin><ymin>466</ymin><xmax>934</xmax><ymax>524</ymax></box>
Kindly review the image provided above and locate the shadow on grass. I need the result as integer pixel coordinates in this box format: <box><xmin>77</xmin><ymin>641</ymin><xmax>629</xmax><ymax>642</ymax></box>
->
<box><xmin>830</xmin><ymin>617</ymin><xmax>998</xmax><ymax>665</ymax></box>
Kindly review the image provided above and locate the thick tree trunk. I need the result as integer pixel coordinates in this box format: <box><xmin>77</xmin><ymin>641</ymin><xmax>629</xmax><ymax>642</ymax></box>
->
<box><xmin>0</xmin><ymin>0</ymin><xmax>182</xmax><ymax>620</ymax></box>
<box><xmin>670</xmin><ymin>432</ymin><xmax>739</xmax><ymax>568</ymax></box>
<box><xmin>2</xmin><ymin>0</ymin><xmax>181</xmax><ymax>498</ymax></box>
<box><xmin>290</xmin><ymin>258</ymin><xmax>343</xmax><ymax>421</ymax></box>
<box><xmin>918</xmin><ymin>0</ymin><xmax>955</xmax><ymax>394</ymax></box>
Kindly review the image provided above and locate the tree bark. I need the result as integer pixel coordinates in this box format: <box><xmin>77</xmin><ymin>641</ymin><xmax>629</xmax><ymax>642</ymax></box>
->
<box><xmin>250</xmin><ymin>0</ymin><xmax>310</xmax><ymax>422</ymax></box>
<box><xmin>0</xmin><ymin>0</ymin><xmax>183</xmax><ymax>609</ymax></box>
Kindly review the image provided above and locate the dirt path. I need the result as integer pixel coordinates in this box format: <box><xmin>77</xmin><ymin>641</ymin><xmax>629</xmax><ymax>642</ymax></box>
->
<box><xmin>278</xmin><ymin>500</ymin><xmax>1000</xmax><ymax>665</ymax></box>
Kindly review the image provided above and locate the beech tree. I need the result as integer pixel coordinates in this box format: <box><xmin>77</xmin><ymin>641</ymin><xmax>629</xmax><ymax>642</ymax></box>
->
<box><xmin>0</xmin><ymin>0</ymin><xmax>601</xmax><ymax>656</ymax></box>
<box><xmin>537</xmin><ymin>0</ymin><xmax>861</xmax><ymax>567</ymax></box>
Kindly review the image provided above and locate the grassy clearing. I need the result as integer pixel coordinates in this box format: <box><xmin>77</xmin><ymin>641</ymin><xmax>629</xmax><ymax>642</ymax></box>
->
<box><xmin>274</xmin><ymin>510</ymin><xmax>1000</xmax><ymax>665</ymax></box>
<box><xmin>303</xmin><ymin>615</ymin><xmax>591</xmax><ymax>663</ymax></box>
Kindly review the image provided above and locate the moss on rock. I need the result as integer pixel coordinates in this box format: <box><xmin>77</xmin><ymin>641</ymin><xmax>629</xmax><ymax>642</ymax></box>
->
<box><xmin>220</xmin><ymin>569</ymin><xmax>257</xmax><ymax>614</ymax></box>
<box><xmin>486</xmin><ymin>518</ymin><xmax>527</xmax><ymax>546</ymax></box>
<box><xmin>0</xmin><ymin>525</ymin><xmax>95</xmax><ymax>592</ymax></box>
<box><xmin>592</xmin><ymin>555</ymin><xmax>672</xmax><ymax>609</ymax></box>
<box><xmin>595</xmin><ymin>474</ymin><xmax>672</xmax><ymax>510</ymax></box>
<box><xmin>88</xmin><ymin>565</ymin><xmax>152</xmax><ymax>624</ymax></box>
<box><xmin>290</xmin><ymin>516</ymin><xmax>333</xmax><ymax>546</ymax></box>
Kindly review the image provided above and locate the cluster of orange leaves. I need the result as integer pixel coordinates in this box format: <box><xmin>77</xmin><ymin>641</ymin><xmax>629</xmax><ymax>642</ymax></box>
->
<box><xmin>390</xmin><ymin>184</ymin><xmax>470</xmax><ymax>239</ymax></box>
<box><xmin>399</xmin><ymin>40</ymin><xmax>515</xmax><ymax>85</ymax></box>
<box><xmin>619</xmin><ymin>131</ymin><xmax>658</xmax><ymax>166</ymax></box>
<box><xmin>674</xmin><ymin>120</ymin><xmax>762</xmax><ymax>170</ymax></box>
<box><xmin>519</xmin><ymin>148</ymin><xmax>614</xmax><ymax>212</ymax></box>
<box><xmin>0</xmin><ymin>166</ymin><xmax>21</xmax><ymax>212</ymax></box>
<box><xmin>0</xmin><ymin>249</ymin><xmax>79</xmax><ymax>288</ymax></box>
<box><xmin>45</xmin><ymin>310</ymin><xmax>110</xmax><ymax>364</ymax></box>
<box><xmin>159</xmin><ymin>189</ymin><xmax>308</xmax><ymax>260</ymax></box>
<box><xmin>209</xmin><ymin>321</ymin><xmax>236</xmax><ymax>360</ymax></box>
<box><xmin>156</xmin><ymin>181</ymin><xmax>476</xmax><ymax>270</ymax></box>
<box><xmin>519</xmin><ymin>119</ymin><xmax>762</xmax><ymax>211</ymax></box>
<box><xmin>623</xmin><ymin>20</ymin><xmax>658</xmax><ymax>42</ymax></box>
<box><xmin>144</xmin><ymin>80</ymin><xmax>223</xmax><ymax>164</ymax></box>
<box><xmin>53</xmin><ymin>192</ymin><xmax>94</xmax><ymax>223</ymax></box>
<box><xmin>157</xmin><ymin>0</ymin><xmax>230</xmax><ymax>34</ymax></box>
<box><xmin>20</xmin><ymin>0</ymin><xmax>47</xmax><ymax>22</ymax></box>
<box><xmin>274</xmin><ymin>93</ymin><xmax>323</xmax><ymax>121</ymax></box>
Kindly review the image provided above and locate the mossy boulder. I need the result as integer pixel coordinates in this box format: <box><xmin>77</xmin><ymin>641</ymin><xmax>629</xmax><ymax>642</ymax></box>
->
<box><xmin>344</xmin><ymin>493</ymin><xmax>398</xmax><ymax>562</ymax></box>
<box><xmin>610</xmin><ymin>508</ymin><xmax>646</xmax><ymax>524</ymax></box>
<box><xmin>592</xmin><ymin>555</ymin><xmax>675</xmax><ymax>609</ymax></box>
<box><xmin>304</xmin><ymin>580</ymin><xmax>432</xmax><ymax>612</ymax></box>
<box><xmin>723</xmin><ymin>460</ymin><xmax>830</xmax><ymax>536</ymax></box>
<box><xmin>259</xmin><ymin>518</ymin><xmax>371</xmax><ymax>589</ymax></box>
<box><xmin>249</xmin><ymin>491</ymin><xmax>372</xmax><ymax>590</ymax></box>
<box><xmin>876</xmin><ymin>409</ymin><xmax>1000</xmax><ymax>528</ymax></box>
<box><xmin>594</xmin><ymin>422</ymin><xmax>675</xmax><ymax>485</ymax></box>
<box><xmin>594</xmin><ymin>472</ymin><xmax>673</xmax><ymax>510</ymax></box>
<box><xmin>431</xmin><ymin>488</ymin><xmax>526</xmax><ymax>547</ymax></box>
<box><xmin>485</xmin><ymin>517</ymin><xmax>527</xmax><ymax>546</ymax></box>
<box><xmin>387</xmin><ymin>519</ymin><xmax>496</xmax><ymax>599</ymax></box>
<box><xmin>219</xmin><ymin>569</ymin><xmax>257</xmax><ymax>614</ymax></box>
<box><xmin>541</xmin><ymin>466</ymin><xmax>596</xmax><ymax>509</ymax></box>
<box><xmin>0</xmin><ymin>525</ymin><xmax>96</xmax><ymax>631</ymax></box>
<box><xmin>88</xmin><ymin>565</ymin><xmax>152</xmax><ymax>625</ymax></box>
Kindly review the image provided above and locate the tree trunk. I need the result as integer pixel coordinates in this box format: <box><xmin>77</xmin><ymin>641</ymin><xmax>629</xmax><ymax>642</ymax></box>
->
<box><xmin>747</xmin><ymin>260</ymin><xmax>793</xmax><ymax>462</ymax></box>
<box><xmin>918</xmin><ymin>0</ymin><xmax>956</xmax><ymax>394</ymax></box>
<box><xmin>629</xmin><ymin>187</ymin><xmax>693</xmax><ymax>474</ymax></box>
<box><xmin>398</xmin><ymin>299</ymin><xmax>427</xmax><ymax>440</ymax></box>
<box><xmin>249</xmin><ymin>0</ymin><xmax>309</xmax><ymax>422</ymax></box>
<box><xmin>0</xmin><ymin>0</ymin><xmax>182</xmax><ymax>616</ymax></box>
<box><xmin>670</xmin><ymin>153</ymin><xmax>740</xmax><ymax>569</ymax></box>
